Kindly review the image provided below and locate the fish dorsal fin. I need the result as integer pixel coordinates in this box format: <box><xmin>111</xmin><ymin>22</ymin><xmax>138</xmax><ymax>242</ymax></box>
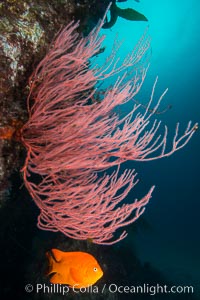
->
<box><xmin>51</xmin><ymin>249</ymin><xmax>64</xmax><ymax>262</ymax></box>
<box><xmin>70</xmin><ymin>267</ymin><xmax>83</xmax><ymax>284</ymax></box>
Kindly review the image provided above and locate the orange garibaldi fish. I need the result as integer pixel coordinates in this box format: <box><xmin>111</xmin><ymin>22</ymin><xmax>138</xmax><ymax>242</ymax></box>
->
<box><xmin>46</xmin><ymin>249</ymin><xmax>103</xmax><ymax>288</ymax></box>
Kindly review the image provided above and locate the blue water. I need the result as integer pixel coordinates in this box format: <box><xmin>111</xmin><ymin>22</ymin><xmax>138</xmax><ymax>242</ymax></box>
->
<box><xmin>96</xmin><ymin>0</ymin><xmax>200</xmax><ymax>294</ymax></box>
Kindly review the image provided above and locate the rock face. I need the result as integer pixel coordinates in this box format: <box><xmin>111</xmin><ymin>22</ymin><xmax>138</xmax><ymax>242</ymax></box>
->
<box><xmin>0</xmin><ymin>0</ymin><xmax>106</xmax><ymax>203</ymax></box>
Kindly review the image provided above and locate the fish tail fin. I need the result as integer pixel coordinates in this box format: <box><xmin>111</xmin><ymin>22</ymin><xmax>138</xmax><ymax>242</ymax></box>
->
<box><xmin>51</xmin><ymin>248</ymin><xmax>64</xmax><ymax>262</ymax></box>
<box><xmin>45</xmin><ymin>250</ymin><xmax>57</xmax><ymax>276</ymax></box>
<box><xmin>45</xmin><ymin>249</ymin><xmax>66</xmax><ymax>284</ymax></box>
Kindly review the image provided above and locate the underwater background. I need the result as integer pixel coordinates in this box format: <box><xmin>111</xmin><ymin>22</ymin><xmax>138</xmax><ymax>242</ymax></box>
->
<box><xmin>97</xmin><ymin>0</ymin><xmax>200</xmax><ymax>296</ymax></box>
<box><xmin>0</xmin><ymin>0</ymin><xmax>199</xmax><ymax>299</ymax></box>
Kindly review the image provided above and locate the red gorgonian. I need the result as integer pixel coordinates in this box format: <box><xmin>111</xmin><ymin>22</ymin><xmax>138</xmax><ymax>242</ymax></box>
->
<box><xmin>20</xmin><ymin>18</ymin><xmax>197</xmax><ymax>245</ymax></box>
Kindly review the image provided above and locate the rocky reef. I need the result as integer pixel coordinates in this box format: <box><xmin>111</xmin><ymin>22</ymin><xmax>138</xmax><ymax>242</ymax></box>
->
<box><xmin>0</xmin><ymin>0</ymin><xmax>109</xmax><ymax>204</ymax></box>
